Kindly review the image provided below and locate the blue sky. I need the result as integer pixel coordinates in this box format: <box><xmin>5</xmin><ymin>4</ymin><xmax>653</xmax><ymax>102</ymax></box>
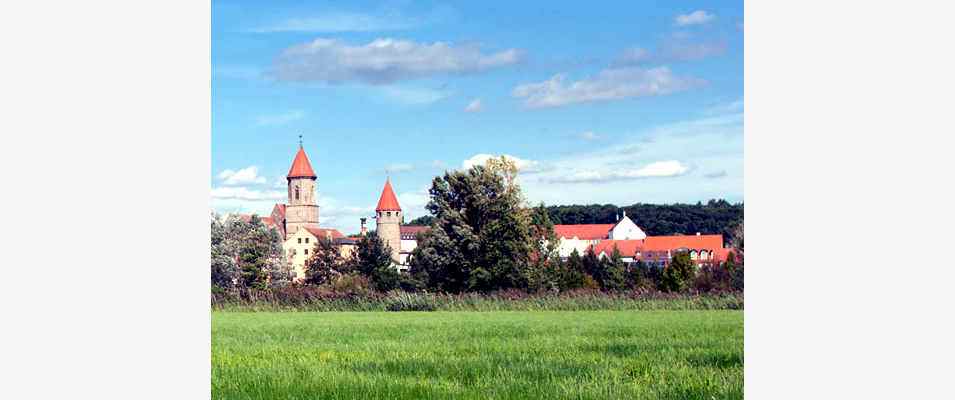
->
<box><xmin>212</xmin><ymin>0</ymin><xmax>743</xmax><ymax>234</ymax></box>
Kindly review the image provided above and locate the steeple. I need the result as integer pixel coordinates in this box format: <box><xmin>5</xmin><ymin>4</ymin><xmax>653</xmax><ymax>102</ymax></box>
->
<box><xmin>287</xmin><ymin>146</ymin><xmax>316</xmax><ymax>179</ymax></box>
<box><xmin>375</xmin><ymin>178</ymin><xmax>402</xmax><ymax>211</ymax></box>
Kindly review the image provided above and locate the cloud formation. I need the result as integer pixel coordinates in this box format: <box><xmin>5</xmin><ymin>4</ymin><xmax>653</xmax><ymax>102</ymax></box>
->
<box><xmin>272</xmin><ymin>38</ymin><xmax>524</xmax><ymax>85</ymax></box>
<box><xmin>211</xmin><ymin>186</ymin><xmax>285</xmax><ymax>201</ymax></box>
<box><xmin>512</xmin><ymin>67</ymin><xmax>705</xmax><ymax>109</ymax></box>
<box><xmin>704</xmin><ymin>170</ymin><xmax>727</xmax><ymax>179</ymax></box>
<box><xmin>217</xmin><ymin>166</ymin><xmax>267</xmax><ymax>185</ymax></box>
<box><xmin>546</xmin><ymin>160</ymin><xmax>690</xmax><ymax>183</ymax></box>
<box><xmin>579</xmin><ymin>131</ymin><xmax>601</xmax><ymax>141</ymax></box>
<box><xmin>675</xmin><ymin>10</ymin><xmax>715</xmax><ymax>26</ymax></box>
<box><xmin>464</xmin><ymin>98</ymin><xmax>483</xmax><ymax>112</ymax></box>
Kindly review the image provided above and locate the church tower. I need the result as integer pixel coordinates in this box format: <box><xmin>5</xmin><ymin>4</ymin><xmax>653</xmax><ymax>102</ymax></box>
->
<box><xmin>285</xmin><ymin>144</ymin><xmax>319</xmax><ymax>236</ymax></box>
<box><xmin>375</xmin><ymin>178</ymin><xmax>402</xmax><ymax>263</ymax></box>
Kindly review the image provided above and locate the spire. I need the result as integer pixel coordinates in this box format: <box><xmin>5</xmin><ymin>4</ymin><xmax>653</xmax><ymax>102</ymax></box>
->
<box><xmin>287</xmin><ymin>146</ymin><xmax>316</xmax><ymax>178</ymax></box>
<box><xmin>375</xmin><ymin>178</ymin><xmax>401</xmax><ymax>211</ymax></box>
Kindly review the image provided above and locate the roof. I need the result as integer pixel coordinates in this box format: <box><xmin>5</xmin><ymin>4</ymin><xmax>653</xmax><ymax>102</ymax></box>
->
<box><xmin>554</xmin><ymin>224</ymin><xmax>614</xmax><ymax>240</ymax></box>
<box><xmin>592</xmin><ymin>240</ymin><xmax>643</xmax><ymax>257</ymax></box>
<box><xmin>591</xmin><ymin>234</ymin><xmax>725</xmax><ymax>257</ymax></box>
<box><xmin>375</xmin><ymin>178</ymin><xmax>401</xmax><ymax>211</ymax></box>
<box><xmin>303</xmin><ymin>226</ymin><xmax>344</xmax><ymax>240</ymax></box>
<box><xmin>643</xmin><ymin>234</ymin><xmax>723</xmax><ymax>251</ymax></box>
<box><xmin>400</xmin><ymin>225</ymin><xmax>430</xmax><ymax>239</ymax></box>
<box><xmin>287</xmin><ymin>146</ymin><xmax>317</xmax><ymax>178</ymax></box>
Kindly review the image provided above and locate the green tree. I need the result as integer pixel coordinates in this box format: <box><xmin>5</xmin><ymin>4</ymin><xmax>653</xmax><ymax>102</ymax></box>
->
<box><xmin>210</xmin><ymin>213</ymin><xmax>290</xmax><ymax>290</ymax></box>
<box><xmin>353</xmin><ymin>232</ymin><xmax>402</xmax><ymax>292</ymax></box>
<box><xmin>526</xmin><ymin>203</ymin><xmax>561</xmax><ymax>292</ymax></box>
<box><xmin>558</xmin><ymin>249</ymin><xmax>586</xmax><ymax>290</ymax></box>
<box><xmin>597</xmin><ymin>246</ymin><xmax>628</xmax><ymax>291</ymax></box>
<box><xmin>410</xmin><ymin>156</ymin><xmax>534</xmax><ymax>292</ymax></box>
<box><xmin>304</xmin><ymin>237</ymin><xmax>347</xmax><ymax>286</ymax></box>
<box><xmin>581</xmin><ymin>246</ymin><xmax>601</xmax><ymax>281</ymax></box>
<box><xmin>660</xmin><ymin>251</ymin><xmax>696</xmax><ymax>292</ymax></box>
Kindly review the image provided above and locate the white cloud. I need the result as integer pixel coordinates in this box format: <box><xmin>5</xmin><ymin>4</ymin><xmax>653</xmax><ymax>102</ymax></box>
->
<box><xmin>512</xmin><ymin>67</ymin><xmax>705</xmax><ymax>109</ymax></box>
<box><xmin>579</xmin><ymin>131</ymin><xmax>601</xmax><ymax>141</ymax></box>
<box><xmin>385</xmin><ymin>163</ymin><xmax>414</xmax><ymax>173</ymax></box>
<box><xmin>461</xmin><ymin>153</ymin><xmax>542</xmax><ymax>173</ymax></box>
<box><xmin>217</xmin><ymin>166</ymin><xmax>267</xmax><ymax>185</ymax></box>
<box><xmin>272</xmin><ymin>38</ymin><xmax>524</xmax><ymax>85</ymax></box>
<box><xmin>252</xmin><ymin>12</ymin><xmax>422</xmax><ymax>33</ymax></box>
<box><xmin>658</xmin><ymin>40</ymin><xmax>726</xmax><ymax>62</ymax></box>
<box><xmin>614</xmin><ymin>47</ymin><xmax>651</xmax><ymax>65</ymax></box>
<box><xmin>255</xmin><ymin>110</ymin><xmax>306</xmax><ymax>126</ymax></box>
<box><xmin>547</xmin><ymin>160</ymin><xmax>690</xmax><ymax>183</ymax></box>
<box><xmin>379</xmin><ymin>86</ymin><xmax>451</xmax><ymax>105</ymax></box>
<box><xmin>675</xmin><ymin>10</ymin><xmax>715</xmax><ymax>26</ymax></box>
<box><xmin>211</xmin><ymin>186</ymin><xmax>285</xmax><ymax>201</ymax></box>
<box><xmin>464</xmin><ymin>98</ymin><xmax>483</xmax><ymax>112</ymax></box>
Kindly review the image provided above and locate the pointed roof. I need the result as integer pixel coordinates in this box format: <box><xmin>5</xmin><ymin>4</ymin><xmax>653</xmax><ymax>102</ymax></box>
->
<box><xmin>376</xmin><ymin>178</ymin><xmax>401</xmax><ymax>211</ymax></box>
<box><xmin>287</xmin><ymin>146</ymin><xmax>316</xmax><ymax>178</ymax></box>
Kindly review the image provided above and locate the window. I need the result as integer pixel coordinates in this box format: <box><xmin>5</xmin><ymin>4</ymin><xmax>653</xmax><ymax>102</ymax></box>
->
<box><xmin>304</xmin><ymin>249</ymin><xmax>309</xmax><ymax>255</ymax></box>
<box><xmin>295</xmin><ymin>187</ymin><xmax>300</xmax><ymax>200</ymax></box>
<box><xmin>386</xmin><ymin>211</ymin><xmax>391</xmax><ymax>217</ymax></box>
<box><xmin>298</xmin><ymin>238</ymin><xmax>302</xmax><ymax>244</ymax></box>
<box><xmin>305</xmin><ymin>238</ymin><xmax>309</xmax><ymax>244</ymax></box>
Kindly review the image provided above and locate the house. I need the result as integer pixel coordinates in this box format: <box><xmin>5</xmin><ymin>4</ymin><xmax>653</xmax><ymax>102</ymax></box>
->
<box><xmin>554</xmin><ymin>211</ymin><xmax>646</xmax><ymax>258</ymax></box>
<box><xmin>591</xmin><ymin>233</ymin><xmax>728</xmax><ymax>268</ymax></box>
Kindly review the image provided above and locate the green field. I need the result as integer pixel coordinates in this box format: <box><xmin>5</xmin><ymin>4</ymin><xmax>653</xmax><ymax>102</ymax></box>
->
<box><xmin>213</xmin><ymin>311</ymin><xmax>743</xmax><ymax>399</ymax></box>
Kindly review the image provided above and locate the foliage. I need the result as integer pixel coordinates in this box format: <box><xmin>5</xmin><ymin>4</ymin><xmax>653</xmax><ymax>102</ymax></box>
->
<box><xmin>410</xmin><ymin>156</ymin><xmax>534</xmax><ymax>292</ymax></box>
<box><xmin>212</xmin><ymin>287</ymin><xmax>744</xmax><ymax>312</ymax></box>
<box><xmin>210</xmin><ymin>212</ymin><xmax>291</xmax><ymax>290</ymax></box>
<box><xmin>660</xmin><ymin>251</ymin><xmax>697</xmax><ymax>292</ymax></box>
<box><xmin>304</xmin><ymin>237</ymin><xmax>349</xmax><ymax>286</ymax></box>
<box><xmin>596</xmin><ymin>246</ymin><xmax>628</xmax><ymax>291</ymax></box>
<box><xmin>525</xmin><ymin>203</ymin><xmax>562</xmax><ymax>292</ymax></box>
<box><xmin>351</xmin><ymin>232</ymin><xmax>402</xmax><ymax>291</ymax></box>
<box><xmin>406</xmin><ymin>215</ymin><xmax>434</xmax><ymax>226</ymax></box>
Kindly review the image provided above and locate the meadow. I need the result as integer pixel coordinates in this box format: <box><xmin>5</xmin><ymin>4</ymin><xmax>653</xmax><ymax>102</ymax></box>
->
<box><xmin>212</xmin><ymin>310</ymin><xmax>743</xmax><ymax>399</ymax></box>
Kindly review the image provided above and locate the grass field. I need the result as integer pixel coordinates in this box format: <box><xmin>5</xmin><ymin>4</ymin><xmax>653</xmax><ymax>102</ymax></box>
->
<box><xmin>213</xmin><ymin>311</ymin><xmax>743</xmax><ymax>399</ymax></box>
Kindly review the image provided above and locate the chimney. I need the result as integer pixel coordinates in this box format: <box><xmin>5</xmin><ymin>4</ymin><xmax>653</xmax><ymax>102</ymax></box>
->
<box><xmin>360</xmin><ymin>217</ymin><xmax>368</xmax><ymax>236</ymax></box>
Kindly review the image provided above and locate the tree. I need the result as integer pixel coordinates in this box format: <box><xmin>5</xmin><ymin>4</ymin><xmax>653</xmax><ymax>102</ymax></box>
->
<box><xmin>557</xmin><ymin>249</ymin><xmax>586</xmax><ymax>290</ymax></box>
<box><xmin>526</xmin><ymin>203</ymin><xmax>561</xmax><ymax>292</ymax></box>
<box><xmin>353</xmin><ymin>232</ymin><xmax>402</xmax><ymax>292</ymax></box>
<box><xmin>597</xmin><ymin>246</ymin><xmax>628</xmax><ymax>291</ymax></box>
<box><xmin>581</xmin><ymin>246</ymin><xmax>601</xmax><ymax>281</ymax></box>
<box><xmin>210</xmin><ymin>213</ymin><xmax>290</xmax><ymax>290</ymax></box>
<box><xmin>660</xmin><ymin>251</ymin><xmax>696</xmax><ymax>292</ymax></box>
<box><xmin>410</xmin><ymin>156</ymin><xmax>534</xmax><ymax>292</ymax></box>
<box><xmin>304</xmin><ymin>237</ymin><xmax>348</xmax><ymax>286</ymax></box>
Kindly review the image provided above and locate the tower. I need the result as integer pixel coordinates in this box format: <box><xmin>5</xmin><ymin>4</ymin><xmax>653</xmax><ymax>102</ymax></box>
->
<box><xmin>285</xmin><ymin>144</ymin><xmax>319</xmax><ymax>236</ymax></box>
<box><xmin>375</xmin><ymin>178</ymin><xmax>402</xmax><ymax>263</ymax></box>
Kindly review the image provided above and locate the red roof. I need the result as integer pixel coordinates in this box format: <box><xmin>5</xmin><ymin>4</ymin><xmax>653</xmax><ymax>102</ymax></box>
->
<box><xmin>271</xmin><ymin>204</ymin><xmax>286</xmax><ymax>220</ymax></box>
<box><xmin>304</xmin><ymin>226</ymin><xmax>344</xmax><ymax>240</ymax></box>
<box><xmin>287</xmin><ymin>147</ymin><xmax>317</xmax><ymax>178</ymax></box>
<box><xmin>376</xmin><ymin>178</ymin><xmax>401</xmax><ymax>211</ymax></box>
<box><xmin>644</xmin><ymin>234</ymin><xmax>723</xmax><ymax>251</ymax></box>
<box><xmin>592</xmin><ymin>240</ymin><xmax>643</xmax><ymax>257</ymax></box>
<box><xmin>591</xmin><ymin>234</ymin><xmax>725</xmax><ymax>257</ymax></box>
<box><xmin>554</xmin><ymin>224</ymin><xmax>614</xmax><ymax>240</ymax></box>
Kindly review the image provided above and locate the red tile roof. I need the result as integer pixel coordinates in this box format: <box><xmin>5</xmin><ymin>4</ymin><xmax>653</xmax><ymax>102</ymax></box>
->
<box><xmin>592</xmin><ymin>240</ymin><xmax>643</xmax><ymax>257</ymax></box>
<box><xmin>304</xmin><ymin>226</ymin><xmax>344</xmax><ymax>240</ymax></box>
<box><xmin>591</xmin><ymin>234</ymin><xmax>725</xmax><ymax>257</ymax></box>
<box><xmin>376</xmin><ymin>178</ymin><xmax>401</xmax><ymax>211</ymax></box>
<box><xmin>554</xmin><ymin>224</ymin><xmax>614</xmax><ymax>240</ymax></box>
<box><xmin>287</xmin><ymin>147</ymin><xmax>317</xmax><ymax>178</ymax></box>
<box><xmin>644</xmin><ymin>234</ymin><xmax>723</xmax><ymax>251</ymax></box>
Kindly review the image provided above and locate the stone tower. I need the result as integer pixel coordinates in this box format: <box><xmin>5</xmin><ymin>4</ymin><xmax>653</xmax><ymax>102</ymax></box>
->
<box><xmin>375</xmin><ymin>178</ymin><xmax>402</xmax><ymax>263</ymax></box>
<box><xmin>285</xmin><ymin>145</ymin><xmax>319</xmax><ymax>236</ymax></box>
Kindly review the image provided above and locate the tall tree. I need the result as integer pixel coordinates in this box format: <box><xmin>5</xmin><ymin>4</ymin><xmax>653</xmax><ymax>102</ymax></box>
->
<box><xmin>597</xmin><ymin>246</ymin><xmax>628</xmax><ymax>291</ymax></box>
<box><xmin>210</xmin><ymin>213</ymin><xmax>290</xmax><ymax>290</ymax></box>
<box><xmin>410</xmin><ymin>156</ymin><xmax>534</xmax><ymax>292</ymax></box>
<box><xmin>304</xmin><ymin>237</ymin><xmax>347</xmax><ymax>286</ymax></box>
<box><xmin>353</xmin><ymin>232</ymin><xmax>401</xmax><ymax>292</ymax></box>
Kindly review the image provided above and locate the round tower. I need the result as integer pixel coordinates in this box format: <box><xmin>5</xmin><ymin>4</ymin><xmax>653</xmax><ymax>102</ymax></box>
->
<box><xmin>375</xmin><ymin>178</ymin><xmax>402</xmax><ymax>263</ymax></box>
<box><xmin>285</xmin><ymin>145</ymin><xmax>319</xmax><ymax>236</ymax></box>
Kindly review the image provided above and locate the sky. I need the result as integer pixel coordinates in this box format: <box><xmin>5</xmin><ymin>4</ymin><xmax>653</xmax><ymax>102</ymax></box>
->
<box><xmin>212</xmin><ymin>0</ymin><xmax>744</xmax><ymax>234</ymax></box>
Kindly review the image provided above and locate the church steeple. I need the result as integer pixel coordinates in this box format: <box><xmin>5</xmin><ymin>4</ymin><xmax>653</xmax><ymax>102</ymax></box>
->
<box><xmin>287</xmin><ymin>146</ymin><xmax>317</xmax><ymax>179</ymax></box>
<box><xmin>284</xmin><ymin>141</ymin><xmax>319</xmax><ymax>235</ymax></box>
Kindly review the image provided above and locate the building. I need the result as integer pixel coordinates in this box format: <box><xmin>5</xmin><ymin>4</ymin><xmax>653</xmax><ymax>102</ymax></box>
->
<box><xmin>591</xmin><ymin>234</ymin><xmax>729</xmax><ymax>268</ymax></box>
<box><xmin>374</xmin><ymin>178</ymin><xmax>403</xmax><ymax>267</ymax></box>
<box><xmin>554</xmin><ymin>211</ymin><xmax>646</xmax><ymax>258</ymax></box>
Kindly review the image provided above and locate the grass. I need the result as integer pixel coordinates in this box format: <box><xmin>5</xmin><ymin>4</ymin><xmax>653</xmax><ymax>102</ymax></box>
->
<box><xmin>213</xmin><ymin>310</ymin><xmax>743</xmax><ymax>399</ymax></box>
